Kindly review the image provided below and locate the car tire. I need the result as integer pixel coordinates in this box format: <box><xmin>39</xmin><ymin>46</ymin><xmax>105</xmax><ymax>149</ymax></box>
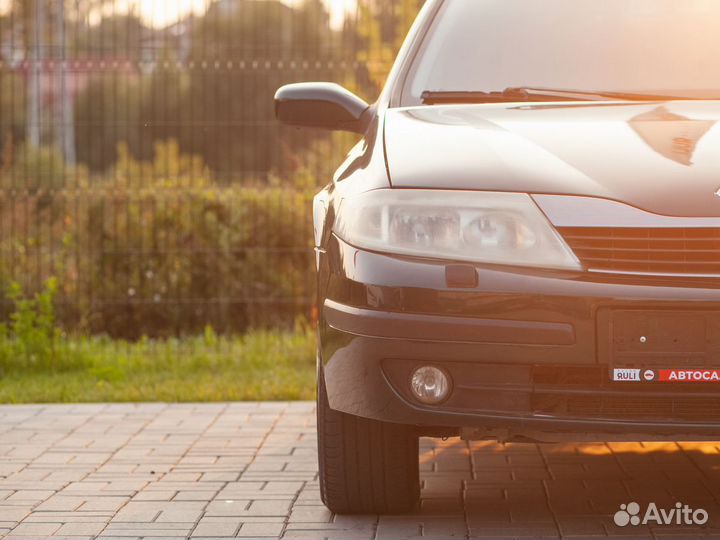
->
<box><xmin>317</xmin><ymin>369</ymin><xmax>420</xmax><ymax>514</ymax></box>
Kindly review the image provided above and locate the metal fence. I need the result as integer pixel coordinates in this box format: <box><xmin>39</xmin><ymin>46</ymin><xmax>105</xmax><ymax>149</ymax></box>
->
<box><xmin>0</xmin><ymin>0</ymin><xmax>422</xmax><ymax>338</ymax></box>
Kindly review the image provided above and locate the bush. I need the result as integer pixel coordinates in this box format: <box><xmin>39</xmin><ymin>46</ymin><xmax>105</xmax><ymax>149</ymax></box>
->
<box><xmin>9</xmin><ymin>144</ymin><xmax>68</xmax><ymax>190</ymax></box>
<box><xmin>0</xmin><ymin>278</ymin><xmax>89</xmax><ymax>373</ymax></box>
<box><xmin>0</xmin><ymin>141</ymin><xmax>316</xmax><ymax>338</ymax></box>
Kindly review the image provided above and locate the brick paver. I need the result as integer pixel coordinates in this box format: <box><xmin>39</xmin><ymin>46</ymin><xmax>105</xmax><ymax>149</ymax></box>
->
<box><xmin>1</xmin><ymin>403</ymin><xmax>720</xmax><ymax>539</ymax></box>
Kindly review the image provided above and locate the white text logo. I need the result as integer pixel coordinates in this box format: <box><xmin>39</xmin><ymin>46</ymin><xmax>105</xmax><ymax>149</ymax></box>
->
<box><xmin>614</xmin><ymin>502</ymin><xmax>708</xmax><ymax>527</ymax></box>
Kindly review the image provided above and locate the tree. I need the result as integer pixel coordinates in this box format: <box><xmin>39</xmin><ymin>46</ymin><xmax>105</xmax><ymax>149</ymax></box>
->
<box><xmin>179</xmin><ymin>0</ymin><xmax>345</xmax><ymax>181</ymax></box>
<box><xmin>346</xmin><ymin>0</ymin><xmax>424</xmax><ymax>97</ymax></box>
<box><xmin>71</xmin><ymin>13</ymin><xmax>155</xmax><ymax>170</ymax></box>
<box><xmin>0</xmin><ymin>8</ymin><xmax>26</xmax><ymax>159</ymax></box>
<box><xmin>70</xmin><ymin>13</ymin><xmax>147</xmax><ymax>60</ymax></box>
<box><xmin>74</xmin><ymin>74</ymin><xmax>143</xmax><ymax>171</ymax></box>
<box><xmin>0</xmin><ymin>72</ymin><xmax>26</xmax><ymax>167</ymax></box>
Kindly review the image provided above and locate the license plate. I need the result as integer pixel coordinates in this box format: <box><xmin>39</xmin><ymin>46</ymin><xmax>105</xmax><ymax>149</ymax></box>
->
<box><xmin>612</xmin><ymin>368</ymin><xmax>720</xmax><ymax>383</ymax></box>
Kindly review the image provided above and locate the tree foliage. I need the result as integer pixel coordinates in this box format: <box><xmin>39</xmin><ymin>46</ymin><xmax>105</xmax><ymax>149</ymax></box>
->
<box><xmin>0</xmin><ymin>1</ymin><xmax>430</xmax><ymax>336</ymax></box>
<box><xmin>348</xmin><ymin>0</ymin><xmax>425</xmax><ymax>97</ymax></box>
<box><xmin>2</xmin><ymin>0</ymin><xmax>426</xmax><ymax>178</ymax></box>
<box><xmin>69</xmin><ymin>0</ymin><xmax>346</xmax><ymax>177</ymax></box>
<box><xmin>178</xmin><ymin>0</ymin><xmax>344</xmax><ymax>180</ymax></box>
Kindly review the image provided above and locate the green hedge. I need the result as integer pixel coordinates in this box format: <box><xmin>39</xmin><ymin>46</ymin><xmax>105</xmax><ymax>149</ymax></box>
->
<box><xmin>0</xmin><ymin>142</ymin><xmax>316</xmax><ymax>337</ymax></box>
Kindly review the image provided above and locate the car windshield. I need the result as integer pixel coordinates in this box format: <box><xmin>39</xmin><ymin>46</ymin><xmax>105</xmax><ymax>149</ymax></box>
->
<box><xmin>401</xmin><ymin>0</ymin><xmax>720</xmax><ymax>105</ymax></box>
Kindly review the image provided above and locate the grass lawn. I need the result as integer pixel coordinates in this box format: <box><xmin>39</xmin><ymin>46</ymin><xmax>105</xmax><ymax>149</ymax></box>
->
<box><xmin>0</xmin><ymin>329</ymin><xmax>317</xmax><ymax>403</ymax></box>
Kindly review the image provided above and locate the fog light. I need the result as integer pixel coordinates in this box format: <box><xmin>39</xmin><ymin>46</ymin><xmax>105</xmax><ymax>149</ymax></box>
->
<box><xmin>410</xmin><ymin>366</ymin><xmax>451</xmax><ymax>405</ymax></box>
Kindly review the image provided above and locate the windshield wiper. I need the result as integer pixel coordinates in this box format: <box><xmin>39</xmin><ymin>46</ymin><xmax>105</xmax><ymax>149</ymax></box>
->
<box><xmin>421</xmin><ymin>87</ymin><xmax>692</xmax><ymax>105</ymax></box>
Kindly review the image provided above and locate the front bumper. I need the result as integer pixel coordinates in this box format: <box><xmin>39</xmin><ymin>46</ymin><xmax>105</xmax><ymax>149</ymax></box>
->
<box><xmin>319</xmin><ymin>236</ymin><xmax>720</xmax><ymax>440</ymax></box>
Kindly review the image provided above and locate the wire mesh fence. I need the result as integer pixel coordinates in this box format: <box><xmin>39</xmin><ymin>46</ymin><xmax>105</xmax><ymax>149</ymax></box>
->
<box><xmin>0</xmin><ymin>0</ymin><xmax>423</xmax><ymax>339</ymax></box>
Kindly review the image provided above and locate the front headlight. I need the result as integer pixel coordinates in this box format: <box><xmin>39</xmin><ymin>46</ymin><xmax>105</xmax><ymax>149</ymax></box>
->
<box><xmin>334</xmin><ymin>190</ymin><xmax>581</xmax><ymax>270</ymax></box>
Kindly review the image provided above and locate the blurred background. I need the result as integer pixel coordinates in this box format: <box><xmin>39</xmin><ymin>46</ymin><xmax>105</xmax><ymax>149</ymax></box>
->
<box><xmin>0</xmin><ymin>0</ymin><xmax>423</xmax><ymax>402</ymax></box>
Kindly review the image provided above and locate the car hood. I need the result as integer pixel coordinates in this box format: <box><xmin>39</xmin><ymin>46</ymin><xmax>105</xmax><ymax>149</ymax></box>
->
<box><xmin>384</xmin><ymin>102</ymin><xmax>720</xmax><ymax>217</ymax></box>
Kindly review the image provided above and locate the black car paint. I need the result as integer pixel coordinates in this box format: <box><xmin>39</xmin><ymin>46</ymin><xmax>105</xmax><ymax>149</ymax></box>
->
<box><xmin>384</xmin><ymin>103</ymin><xmax>720</xmax><ymax>217</ymax></box>
<box><xmin>308</xmin><ymin>0</ymin><xmax>720</xmax><ymax>440</ymax></box>
<box><xmin>275</xmin><ymin>82</ymin><xmax>372</xmax><ymax>134</ymax></box>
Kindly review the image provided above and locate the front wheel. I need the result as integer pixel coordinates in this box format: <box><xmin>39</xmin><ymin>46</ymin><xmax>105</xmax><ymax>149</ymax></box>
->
<box><xmin>317</xmin><ymin>371</ymin><xmax>420</xmax><ymax>514</ymax></box>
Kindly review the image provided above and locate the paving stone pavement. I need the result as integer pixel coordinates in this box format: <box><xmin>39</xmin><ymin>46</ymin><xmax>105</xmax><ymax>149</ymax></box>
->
<box><xmin>2</xmin><ymin>403</ymin><xmax>720</xmax><ymax>539</ymax></box>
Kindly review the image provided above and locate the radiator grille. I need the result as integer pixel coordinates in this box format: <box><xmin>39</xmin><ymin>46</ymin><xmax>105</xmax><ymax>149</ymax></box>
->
<box><xmin>558</xmin><ymin>227</ymin><xmax>720</xmax><ymax>275</ymax></box>
<box><xmin>531</xmin><ymin>366</ymin><xmax>720</xmax><ymax>422</ymax></box>
<box><xmin>533</xmin><ymin>394</ymin><xmax>720</xmax><ymax>422</ymax></box>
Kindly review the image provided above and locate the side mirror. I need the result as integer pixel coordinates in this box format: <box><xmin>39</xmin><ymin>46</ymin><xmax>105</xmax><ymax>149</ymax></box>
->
<box><xmin>275</xmin><ymin>82</ymin><xmax>371</xmax><ymax>134</ymax></box>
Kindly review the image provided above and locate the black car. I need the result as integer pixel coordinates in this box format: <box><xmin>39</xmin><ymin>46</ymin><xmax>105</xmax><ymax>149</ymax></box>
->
<box><xmin>276</xmin><ymin>0</ymin><xmax>720</xmax><ymax>515</ymax></box>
